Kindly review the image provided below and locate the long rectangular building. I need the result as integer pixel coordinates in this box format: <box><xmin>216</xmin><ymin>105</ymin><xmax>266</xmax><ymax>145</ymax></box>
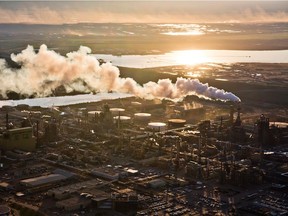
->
<box><xmin>20</xmin><ymin>174</ymin><xmax>66</xmax><ymax>188</ymax></box>
<box><xmin>0</xmin><ymin>127</ymin><xmax>36</xmax><ymax>151</ymax></box>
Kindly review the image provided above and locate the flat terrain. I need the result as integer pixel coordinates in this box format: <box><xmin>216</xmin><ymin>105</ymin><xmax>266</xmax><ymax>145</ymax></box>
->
<box><xmin>119</xmin><ymin>63</ymin><xmax>288</xmax><ymax>105</ymax></box>
<box><xmin>0</xmin><ymin>23</ymin><xmax>288</xmax><ymax>58</ymax></box>
<box><xmin>0</xmin><ymin>23</ymin><xmax>287</xmax><ymax>117</ymax></box>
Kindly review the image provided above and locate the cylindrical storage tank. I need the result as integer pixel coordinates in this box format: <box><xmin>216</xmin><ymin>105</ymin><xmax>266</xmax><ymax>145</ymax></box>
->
<box><xmin>41</xmin><ymin>115</ymin><xmax>52</xmax><ymax>120</ymax></box>
<box><xmin>78</xmin><ymin>108</ymin><xmax>87</xmax><ymax>117</ymax></box>
<box><xmin>1</xmin><ymin>105</ymin><xmax>14</xmax><ymax>111</ymax></box>
<box><xmin>88</xmin><ymin>111</ymin><xmax>102</xmax><ymax>121</ymax></box>
<box><xmin>134</xmin><ymin>113</ymin><xmax>151</xmax><ymax>123</ymax></box>
<box><xmin>0</xmin><ymin>205</ymin><xmax>10</xmax><ymax>216</ymax></box>
<box><xmin>131</xmin><ymin>101</ymin><xmax>142</xmax><ymax>106</ymax></box>
<box><xmin>113</xmin><ymin>116</ymin><xmax>131</xmax><ymax>122</ymax></box>
<box><xmin>31</xmin><ymin>111</ymin><xmax>41</xmax><ymax>117</ymax></box>
<box><xmin>148</xmin><ymin>122</ymin><xmax>167</xmax><ymax>132</ymax></box>
<box><xmin>110</xmin><ymin>108</ymin><xmax>125</xmax><ymax>116</ymax></box>
<box><xmin>113</xmin><ymin>116</ymin><xmax>131</xmax><ymax>126</ymax></box>
<box><xmin>168</xmin><ymin>119</ymin><xmax>187</xmax><ymax>128</ymax></box>
<box><xmin>21</xmin><ymin>110</ymin><xmax>31</xmax><ymax>117</ymax></box>
<box><xmin>131</xmin><ymin>101</ymin><xmax>142</xmax><ymax>111</ymax></box>
<box><xmin>16</xmin><ymin>104</ymin><xmax>30</xmax><ymax>111</ymax></box>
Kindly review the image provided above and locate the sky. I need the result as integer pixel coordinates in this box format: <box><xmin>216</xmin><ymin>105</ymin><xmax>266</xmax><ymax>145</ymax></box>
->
<box><xmin>0</xmin><ymin>1</ymin><xmax>287</xmax><ymax>24</ymax></box>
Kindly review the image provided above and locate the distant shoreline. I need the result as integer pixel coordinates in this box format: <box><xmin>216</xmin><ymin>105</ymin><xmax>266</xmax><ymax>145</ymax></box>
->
<box><xmin>0</xmin><ymin>23</ymin><xmax>287</xmax><ymax>56</ymax></box>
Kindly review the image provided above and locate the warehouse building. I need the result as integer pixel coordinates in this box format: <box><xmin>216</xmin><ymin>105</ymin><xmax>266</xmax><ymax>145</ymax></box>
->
<box><xmin>56</xmin><ymin>196</ymin><xmax>91</xmax><ymax>211</ymax></box>
<box><xmin>20</xmin><ymin>169</ymin><xmax>74</xmax><ymax>188</ymax></box>
<box><xmin>0</xmin><ymin>127</ymin><xmax>36</xmax><ymax>152</ymax></box>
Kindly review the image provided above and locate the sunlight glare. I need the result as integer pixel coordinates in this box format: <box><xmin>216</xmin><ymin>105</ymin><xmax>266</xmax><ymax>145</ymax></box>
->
<box><xmin>186</xmin><ymin>71</ymin><xmax>201</xmax><ymax>78</ymax></box>
<box><xmin>173</xmin><ymin>50</ymin><xmax>210</xmax><ymax>66</ymax></box>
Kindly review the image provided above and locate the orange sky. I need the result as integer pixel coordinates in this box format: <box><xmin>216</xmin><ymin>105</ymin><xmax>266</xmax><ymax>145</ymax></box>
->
<box><xmin>0</xmin><ymin>1</ymin><xmax>288</xmax><ymax>24</ymax></box>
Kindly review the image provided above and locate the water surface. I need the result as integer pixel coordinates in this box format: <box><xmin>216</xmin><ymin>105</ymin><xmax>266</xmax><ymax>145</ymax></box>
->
<box><xmin>0</xmin><ymin>93</ymin><xmax>132</xmax><ymax>108</ymax></box>
<box><xmin>95</xmin><ymin>50</ymin><xmax>288</xmax><ymax>68</ymax></box>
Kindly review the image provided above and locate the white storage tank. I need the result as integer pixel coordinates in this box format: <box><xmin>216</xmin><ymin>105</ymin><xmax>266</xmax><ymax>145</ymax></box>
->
<box><xmin>113</xmin><ymin>116</ymin><xmax>131</xmax><ymax>123</ymax></box>
<box><xmin>148</xmin><ymin>122</ymin><xmax>167</xmax><ymax>132</ymax></box>
<box><xmin>87</xmin><ymin>111</ymin><xmax>102</xmax><ymax>121</ymax></box>
<box><xmin>110</xmin><ymin>108</ymin><xmax>125</xmax><ymax>116</ymax></box>
<box><xmin>134</xmin><ymin>113</ymin><xmax>151</xmax><ymax>122</ymax></box>
<box><xmin>131</xmin><ymin>101</ymin><xmax>142</xmax><ymax>106</ymax></box>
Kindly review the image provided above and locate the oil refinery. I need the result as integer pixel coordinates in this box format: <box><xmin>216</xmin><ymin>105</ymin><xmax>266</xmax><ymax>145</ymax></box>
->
<box><xmin>0</xmin><ymin>95</ymin><xmax>287</xmax><ymax>216</ymax></box>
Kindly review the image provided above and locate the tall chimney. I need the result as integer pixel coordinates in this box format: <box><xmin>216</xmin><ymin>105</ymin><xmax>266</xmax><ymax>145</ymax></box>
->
<box><xmin>229</xmin><ymin>105</ymin><xmax>234</xmax><ymax>125</ymax></box>
<box><xmin>6</xmin><ymin>112</ymin><xmax>8</xmax><ymax>130</ymax></box>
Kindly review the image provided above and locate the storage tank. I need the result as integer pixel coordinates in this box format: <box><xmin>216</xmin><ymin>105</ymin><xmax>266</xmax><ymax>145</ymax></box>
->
<box><xmin>134</xmin><ymin>113</ymin><xmax>151</xmax><ymax>122</ymax></box>
<box><xmin>41</xmin><ymin>115</ymin><xmax>52</xmax><ymax>120</ymax></box>
<box><xmin>131</xmin><ymin>101</ymin><xmax>142</xmax><ymax>106</ymax></box>
<box><xmin>1</xmin><ymin>105</ymin><xmax>14</xmax><ymax>111</ymax></box>
<box><xmin>148</xmin><ymin>122</ymin><xmax>167</xmax><ymax>132</ymax></box>
<box><xmin>113</xmin><ymin>116</ymin><xmax>131</xmax><ymax>122</ymax></box>
<box><xmin>113</xmin><ymin>116</ymin><xmax>131</xmax><ymax>127</ymax></box>
<box><xmin>0</xmin><ymin>205</ymin><xmax>10</xmax><ymax>216</ymax></box>
<box><xmin>168</xmin><ymin>119</ymin><xmax>187</xmax><ymax>128</ymax></box>
<box><xmin>110</xmin><ymin>108</ymin><xmax>125</xmax><ymax>116</ymax></box>
<box><xmin>16</xmin><ymin>104</ymin><xmax>30</xmax><ymax>111</ymax></box>
<box><xmin>77</xmin><ymin>108</ymin><xmax>87</xmax><ymax>117</ymax></box>
<box><xmin>21</xmin><ymin>110</ymin><xmax>31</xmax><ymax>117</ymax></box>
<box><xmin>88</xmin><ymin>111</ymin><xmax>102</xmax><ymax>121</ymax></box>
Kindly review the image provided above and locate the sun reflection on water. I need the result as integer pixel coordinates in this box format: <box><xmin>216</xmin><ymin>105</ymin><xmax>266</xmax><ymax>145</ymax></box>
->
<box><xmin>162</xmin><ymin>30</ymin><xmax>205</xmax><ymax>36</ymax></box>
<box><xmin>173</xmin><ymin>50</ymin><xmax>210</xmax><ymax>66</ymax></box>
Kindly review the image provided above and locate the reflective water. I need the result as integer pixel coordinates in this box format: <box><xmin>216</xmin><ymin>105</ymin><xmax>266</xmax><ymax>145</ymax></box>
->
<box><xmin>95</xmin><ymin>50</ymin><xmax>288</xmax><ymax>68</ymax></box>
<box><xmin>0</xmin><ymin>93</ymin><xmax>132</xmax><ymax>108</ymax></box>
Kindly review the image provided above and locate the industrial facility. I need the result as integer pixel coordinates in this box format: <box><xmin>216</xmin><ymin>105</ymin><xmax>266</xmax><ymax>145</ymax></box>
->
<box><xmin>0</xmin><ymin>96</ymin><xmax>287</xmax><ymax>216</ymax></box>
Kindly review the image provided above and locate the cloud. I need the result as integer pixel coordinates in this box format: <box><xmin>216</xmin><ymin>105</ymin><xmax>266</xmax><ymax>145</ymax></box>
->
<box><xmin>0</xmin><ymin>2</ymin><xmax>287</xmax><ymax>24</ymax></box>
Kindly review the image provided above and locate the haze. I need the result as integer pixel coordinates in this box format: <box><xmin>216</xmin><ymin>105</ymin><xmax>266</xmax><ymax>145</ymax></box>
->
<box><xmin>0</xmin><ymin>1</ymin><xmax>288</xmax><ymax>24</ymax></box>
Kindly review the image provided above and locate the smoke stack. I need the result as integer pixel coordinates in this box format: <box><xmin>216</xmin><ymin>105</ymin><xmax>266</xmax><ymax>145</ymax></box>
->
<box><xmin>230</xmin><ymin>105</ymin><xmax>234</xmax><ymax>125</ymax></box>
<box><xmin>36</xmin><ymin>120</ymin><xmax>39</xmax><ymax>147</ymax></box>
<box><xmin>234</xmin><ymin>104</ymin><xmax>242</xmax><ymax>126</ymax></box>
<box><xmin>6</xmin><ymin>112</ymin><xmax>8</xmax><ymax>130</ymax></box>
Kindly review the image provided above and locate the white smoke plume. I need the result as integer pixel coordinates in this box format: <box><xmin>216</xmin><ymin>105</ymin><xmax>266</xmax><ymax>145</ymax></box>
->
<box><xmin>0</xmin><ymin>45</ymin><xmax>240</xmax><ymax>102</ymax></box>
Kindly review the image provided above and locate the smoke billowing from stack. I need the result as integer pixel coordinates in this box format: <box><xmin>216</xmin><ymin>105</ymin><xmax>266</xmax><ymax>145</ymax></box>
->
<box><xmin>0</xmin><ymin>45</ymin><xmax>240</xmax><ymax>102</ymax></box>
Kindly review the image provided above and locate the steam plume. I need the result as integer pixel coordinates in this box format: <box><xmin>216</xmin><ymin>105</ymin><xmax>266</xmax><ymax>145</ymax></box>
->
<box><xmin>0</xmin><ymin>45</ymin><xmax>240</xmax><ymax>102</ymax></box>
